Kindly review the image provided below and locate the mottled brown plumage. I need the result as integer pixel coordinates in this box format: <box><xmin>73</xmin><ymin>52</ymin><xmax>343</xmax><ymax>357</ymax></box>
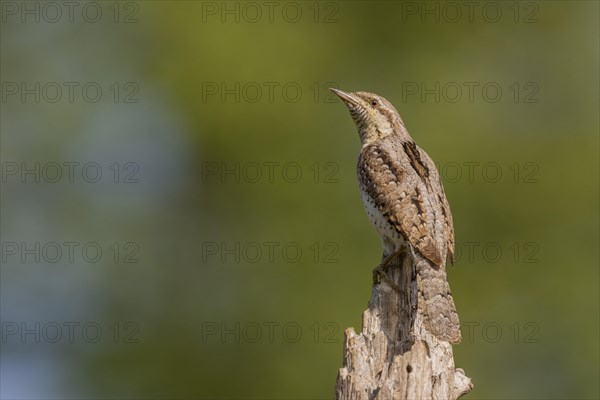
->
<box><xmin>332</xmin><ymin>88</ymin><xmax>461</xmax><ymax>343</ymax></box>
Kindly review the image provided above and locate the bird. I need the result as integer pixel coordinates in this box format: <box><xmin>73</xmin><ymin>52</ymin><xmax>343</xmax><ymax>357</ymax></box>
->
<box><xmin>331</xmin><ymin>88</ymin><xmax>461</xmax><ymax>343</ymax></box>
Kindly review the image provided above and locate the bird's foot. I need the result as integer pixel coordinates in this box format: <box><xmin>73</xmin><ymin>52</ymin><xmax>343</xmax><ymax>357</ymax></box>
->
<box><xmin>373</xmin><ymin>266</ymin><xmax>402</xmax><ymax>293</ymax></box>
<box><xmin>372</xmin><ymin>249</ymin><xmax>404</xmax><ymax>294</ymax></box>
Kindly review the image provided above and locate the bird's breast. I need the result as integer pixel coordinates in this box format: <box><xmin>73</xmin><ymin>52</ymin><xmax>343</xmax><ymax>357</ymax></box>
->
<box><xmin>358</xmin><ymin>182</ymin><xmax>402</xmax><ymax>243</ymax></box>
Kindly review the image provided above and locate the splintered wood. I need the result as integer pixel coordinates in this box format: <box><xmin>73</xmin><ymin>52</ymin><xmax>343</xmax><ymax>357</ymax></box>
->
<box><xmin>335</xmin><ymin>253</ymin><xmax>472</xmax><ymax>400</ymax></box>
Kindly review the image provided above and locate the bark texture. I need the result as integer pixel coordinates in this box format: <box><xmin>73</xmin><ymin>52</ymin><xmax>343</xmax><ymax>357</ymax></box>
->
<box><xmin>335</xmin><ymin>252</ymin><xmax>472</xmax><ymax>400</ymax></box>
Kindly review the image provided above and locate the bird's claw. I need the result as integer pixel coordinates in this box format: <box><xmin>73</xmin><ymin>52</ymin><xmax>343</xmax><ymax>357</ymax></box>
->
<box><xmin>372</xmin><ymin>250</ymin><xmax>404</xmax><ymax>294</ymax></box>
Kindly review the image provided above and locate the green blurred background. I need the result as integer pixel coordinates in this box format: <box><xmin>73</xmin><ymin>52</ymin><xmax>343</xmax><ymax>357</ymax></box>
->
<box><xmin>1</xmin><ymin>1</ymin><xmax>598</xmax><ymax>399</ymax></box>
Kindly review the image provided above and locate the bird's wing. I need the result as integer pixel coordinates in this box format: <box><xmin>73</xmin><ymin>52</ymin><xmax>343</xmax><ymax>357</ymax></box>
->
<box><xmin>440</xmin><ymin>187</ymin><xmax>455</xmax><ymax>265</ymax></box>
<box><xmin>417</xmin><ymin>146</ymin><xmax>455</xmax><ymax>265</ymax></box>
<box><xmin>358</xmin><ymin>141</ymin><xmax>447</xmax><ymax>266</ymax></box>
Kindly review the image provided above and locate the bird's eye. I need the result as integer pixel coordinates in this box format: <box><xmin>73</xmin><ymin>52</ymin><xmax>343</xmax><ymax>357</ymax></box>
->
<box><xmin>371</xmin><ymin>100</ymin><xmax>378</xmax><ymax>106</ymax></box>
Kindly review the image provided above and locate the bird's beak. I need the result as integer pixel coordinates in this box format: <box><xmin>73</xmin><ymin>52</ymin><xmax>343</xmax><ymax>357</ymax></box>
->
<box><xmin>330</xmin><ymin>88</ymin><xmax>360</xmax><ymax>107</ymax></box>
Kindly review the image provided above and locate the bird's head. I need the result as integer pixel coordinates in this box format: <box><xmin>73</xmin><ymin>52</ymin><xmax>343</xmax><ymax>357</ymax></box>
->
<box><xmin>330</xmin><ymin>88</ymin><xmax>409</xmax><ymax>144</ymax></box>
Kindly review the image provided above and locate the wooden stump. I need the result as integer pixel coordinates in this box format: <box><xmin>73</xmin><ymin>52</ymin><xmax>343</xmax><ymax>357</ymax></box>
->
<box><xmin>336</xmin><ymin>252</ymin><xmax>472</xmax><ymax>400</ymax></box>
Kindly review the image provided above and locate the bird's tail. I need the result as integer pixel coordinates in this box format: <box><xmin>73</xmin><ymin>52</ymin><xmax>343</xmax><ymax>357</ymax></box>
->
<box><xmin>415</xmin><ymin>255</ymin><xmax>462</xmax><ymax>344</ymax></box>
